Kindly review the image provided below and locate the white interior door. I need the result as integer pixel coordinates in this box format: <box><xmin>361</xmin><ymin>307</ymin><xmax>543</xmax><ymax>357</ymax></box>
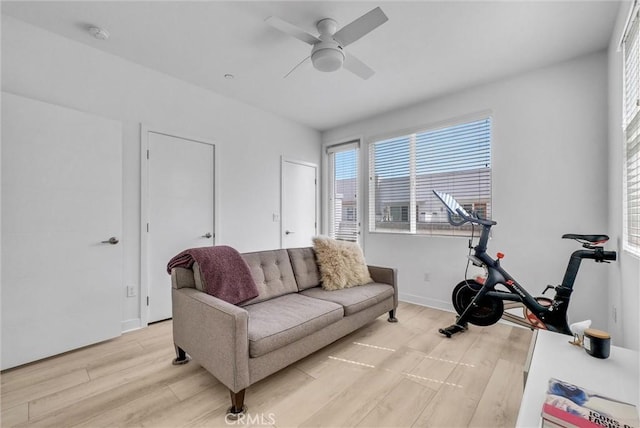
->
<box><xmin>146</xmin><ymin>131</ymin><xmax>214</xmax><ymax>323</ymax></box>
<box><xmin>282</xmin><ymin>159</ymin><xmax>318</xmax><ymax>248</ymax></box>
<box><xmin>1</xmin><ymin>93</ymin><xmax>123</xmax><ymax>370</ymax></box>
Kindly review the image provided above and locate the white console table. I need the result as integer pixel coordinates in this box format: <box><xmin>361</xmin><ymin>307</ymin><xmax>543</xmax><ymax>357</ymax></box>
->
<box><xmin>516</xmin><ymin>329</ymin><xmax>639</xmax><ymax>427</ymax></box>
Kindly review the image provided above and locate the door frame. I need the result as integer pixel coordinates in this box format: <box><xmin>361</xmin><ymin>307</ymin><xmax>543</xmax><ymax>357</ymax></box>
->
<box><xmin>280</xmin><ymin>157</ymin><xmax>319</xmax><ymax>248</ymax></box>
<box><xmin>140</xmin><ymin>124</ymin><xmax>217</xmax><ymax>326</ymax></box>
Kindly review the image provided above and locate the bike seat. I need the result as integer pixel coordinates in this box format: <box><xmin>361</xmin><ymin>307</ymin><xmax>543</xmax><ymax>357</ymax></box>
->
<box><xmin>562</xmin><ymin>234</ymin><xmax>609</xmax><ymax>244</ymax></box>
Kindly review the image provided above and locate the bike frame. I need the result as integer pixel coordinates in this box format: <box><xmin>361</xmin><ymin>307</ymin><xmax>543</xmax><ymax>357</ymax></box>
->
<box><xmin>459</xmin><ymin>222</ymin><xmax>600</xmax><ymax>335</ymax></box>
<box><xmin>433</xmin><ymin>189</ymin><xmax>615</xmax><ymax>337</ymax></box>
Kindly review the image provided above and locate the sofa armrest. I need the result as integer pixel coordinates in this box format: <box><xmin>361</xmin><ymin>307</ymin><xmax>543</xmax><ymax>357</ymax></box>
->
<box><xmin>171</xmin><ymin>267</ymin><xmax>196</xmax><ymax>289</ymax></box>
<box><xmin>368</xmin><ymin>265</ymin><xmax>398</xmax><ymax>309</ymax></box>
<box><xmin>172</xmin><ymin>287</ymin><xmax>250</xmax><ymax>392</ymax></box>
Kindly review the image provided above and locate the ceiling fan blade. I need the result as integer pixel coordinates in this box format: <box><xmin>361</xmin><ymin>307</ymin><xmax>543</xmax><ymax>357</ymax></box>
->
<box><xmin>265</xmin><ymin>16</ymin><xmax>321</xmax><ymax>45</ymax></box>
<box><xmin>333</xmin><ymin>7</ymin><xmax>388</xmax><ymax>47</ymax></box>
<box><xmin>284</xmin><ymin>56</ymin><xmax>311</xmax><ymax>79</ymax></box>
<box><xmin>343</xmin><ymin>53</ymin><xmax>375</xmax><ymax>80</ymax></box>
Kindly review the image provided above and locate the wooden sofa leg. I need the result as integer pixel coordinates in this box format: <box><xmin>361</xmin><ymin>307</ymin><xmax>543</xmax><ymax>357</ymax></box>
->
<box><xmin>227</xmin><ymin>389</ymin><xmax>247</xmax><ymax>419</ymax></box>
<box><xmin>388</xmin><ymin>309</ymin><xmax>398</xmax><ymax>323</ymax></box>
<box><xmin>172</xmin><ymin>345</ymin><xmax>190</xmax><ymax>365</ymax></box>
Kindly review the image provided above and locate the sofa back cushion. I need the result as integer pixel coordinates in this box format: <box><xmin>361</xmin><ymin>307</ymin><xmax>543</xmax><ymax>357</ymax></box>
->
<box><xmin>240</xmin><ymin>249</ymin><xmax>298</xmax><ymax>305</ymax></box>
<box><xmin>287</xmin><ymin>247</ymin><xmax>321</xmax><ymax>291</ymax></box>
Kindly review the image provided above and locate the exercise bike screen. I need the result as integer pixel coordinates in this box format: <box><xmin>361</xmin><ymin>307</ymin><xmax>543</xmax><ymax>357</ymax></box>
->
<box><xmin>433</xmin><ymin>190</ymin><xmax>471</xmax><ymax>217</ymax></box>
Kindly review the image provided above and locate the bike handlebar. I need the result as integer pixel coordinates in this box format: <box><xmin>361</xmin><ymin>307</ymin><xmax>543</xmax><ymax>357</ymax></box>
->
<box><xmin>435</xmin><ymin>192</ymin><xmax>617</xmax><ymax>257</ymax></box>
<box><xmin>447</xmin><ymin>210</ymin><xmax>468</xmax><ymax>227</ymax></box>
<box><xmin>434</xmin><ymin>190</ymin><xmax>497</xmax><ymax>227</ymax></box>
<box><xmin>450</xmin><ymin>208</ymin><xmax>497</xmax><ymax>227</ymax></box>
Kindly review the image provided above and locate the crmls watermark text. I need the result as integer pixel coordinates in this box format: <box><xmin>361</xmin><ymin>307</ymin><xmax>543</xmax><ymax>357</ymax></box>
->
<box><xmin>225</xmin><ymin>412</ymin><xmax>276</xmax><ymax>425</ymax></box>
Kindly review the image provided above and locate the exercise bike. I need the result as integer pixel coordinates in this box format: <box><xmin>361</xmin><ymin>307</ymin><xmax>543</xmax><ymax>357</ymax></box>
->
<box><xmin>432</xmin><ymin>190</ymin><xmax>617</xmax><ymax>338</ymax></box>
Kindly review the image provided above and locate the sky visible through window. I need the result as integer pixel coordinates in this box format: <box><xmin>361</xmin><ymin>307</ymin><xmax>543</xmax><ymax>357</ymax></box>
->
<box><xmin>335</xmin><ymin>150</ymin><xmax>357</xmax><ymax>179</ymax></box>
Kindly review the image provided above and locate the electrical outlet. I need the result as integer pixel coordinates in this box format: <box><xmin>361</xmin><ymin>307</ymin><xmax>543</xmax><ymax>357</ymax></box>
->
<box><xmin>612</xmin><ymin>305</ymin><xmax>617</xmax><ymax>324</ymax></box>
<box><xmin>127</xmin><ymin>285</ymin><xmax>137</xmax><ymax>297</ymax></box>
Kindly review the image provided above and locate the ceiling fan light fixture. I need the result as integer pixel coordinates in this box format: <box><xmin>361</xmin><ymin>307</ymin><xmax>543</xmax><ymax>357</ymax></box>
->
<box><xmin>311</xmin><ymin>48</ymin><xmax>344</xmax><ymax>72</ymax></box>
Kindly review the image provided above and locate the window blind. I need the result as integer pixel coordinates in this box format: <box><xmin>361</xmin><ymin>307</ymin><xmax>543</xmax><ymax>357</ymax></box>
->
<box><xmin>369</xmin><ymin>136</ymin><xmax>411</xmax><ymax>231</ymax></box>
<box><xmin>328</xmin><ymin>143</ymin><xmax>359</xmax><ymax>242</ymax></box>
<box><xmin>369</xmin><ymin>117</ymin><xmax>492</xmax><ymax>236</ymax></box>
<box><xmin>624</xmin><ymin>6</ymin><xmax>640</xmax><ymax>253</ymax></box>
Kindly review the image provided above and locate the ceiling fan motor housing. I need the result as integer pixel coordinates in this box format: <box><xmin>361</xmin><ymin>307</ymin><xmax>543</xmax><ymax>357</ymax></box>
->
<box><xmin>311</xmin><ymin>18</ymin><xmax>344</xmax><ymax>72</ymax></box>
<box><xmin>316</xmin><ymin>18</ymin><xmax>338</xmax><ymax>36</ymax></box>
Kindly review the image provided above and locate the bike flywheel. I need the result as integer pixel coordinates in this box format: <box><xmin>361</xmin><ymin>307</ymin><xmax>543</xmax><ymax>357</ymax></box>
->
<box><xmin>452</xmin><ymin>280</ymin><xmax>504</xmax><ymax>327</ymax></box>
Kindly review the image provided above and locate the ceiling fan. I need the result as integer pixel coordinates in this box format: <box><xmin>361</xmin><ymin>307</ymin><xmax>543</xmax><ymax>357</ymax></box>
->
<box><xmin>265</xmin><ymin>7</ymin><xmax>388</xmax><ymax>80</ymax></box>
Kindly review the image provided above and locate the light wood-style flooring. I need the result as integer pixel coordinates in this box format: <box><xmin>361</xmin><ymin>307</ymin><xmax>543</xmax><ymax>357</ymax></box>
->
<box><xmin>1</xmin><ymin>302</ymin><xmax>532</xmax><ymax>427</ymax></box>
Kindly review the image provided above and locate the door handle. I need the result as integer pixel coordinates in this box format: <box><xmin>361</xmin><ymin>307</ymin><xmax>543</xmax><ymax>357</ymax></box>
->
<box><xmin>202</xmin><ymin>233</ymin><xmax>212</xmax><ymax>239</ymax></box>
<box><xmin>101</xmin><ymin>237</ymin><xmax>119</xmax><ymax>245</ymax></box>
<box><xmin>285</xmin><ymin>230</ymin><xmax>295</xmax><ymax>235</ymax></box>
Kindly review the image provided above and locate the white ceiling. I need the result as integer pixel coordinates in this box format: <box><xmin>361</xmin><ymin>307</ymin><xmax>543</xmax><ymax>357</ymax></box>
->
<box><xmin>2</xmin><ymin>1</ymin><xmax>621</xmax><ymax>131</ymax></box>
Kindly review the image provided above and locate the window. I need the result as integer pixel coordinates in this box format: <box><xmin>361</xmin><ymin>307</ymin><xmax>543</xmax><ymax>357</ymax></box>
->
<box><xmin>624</xmin><ymin>4</ymin><xmax>640</xmax><ymax>254</ymax></box>
<box><xmin>328</xmin><ymin>142</ymin><xmax>359</xmax><ymax>242</ymax></box>
<box><xmin>369</xmin><ymin>117</ymin><xmax>491</xmax><ymax>236</ymax></box>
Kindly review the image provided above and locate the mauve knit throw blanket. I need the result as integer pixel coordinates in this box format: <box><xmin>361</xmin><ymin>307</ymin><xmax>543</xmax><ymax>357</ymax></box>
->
<box><xmin>167</xmin><ymin>246</ymin><xmax>259</xmax><ymax>305</ymax></box>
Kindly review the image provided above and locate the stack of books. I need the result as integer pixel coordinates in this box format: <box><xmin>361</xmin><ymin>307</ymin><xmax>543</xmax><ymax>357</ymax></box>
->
<box><xmin>542</xmin><ymin>378</ymin><xmax>639</xmax><ymax>428</ymax></box>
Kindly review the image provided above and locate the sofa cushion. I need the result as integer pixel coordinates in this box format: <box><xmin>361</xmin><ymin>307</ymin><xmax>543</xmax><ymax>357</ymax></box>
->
<box><xmin>300</xmin><ymin>283</ymin><xmax>394</xmax><ymax>316</ymax></box>
<box><xmin>312</xmin><ymin>237</ymin><xmax>373</xmax><ymax>291</ymax></box>
<box><xmin>240</xmin><ymin>250</ymin><xmax>298</xmax><ymax>306</ymax></box>
<box><xmin>287</xmin><ymin>247</ymin><xmax>321</xmax><ymax>291</ymax></box>
<box><xmin>245</xmin><ymin>294</ymin><xmax>343</xmax><ymax>358</ymax></box>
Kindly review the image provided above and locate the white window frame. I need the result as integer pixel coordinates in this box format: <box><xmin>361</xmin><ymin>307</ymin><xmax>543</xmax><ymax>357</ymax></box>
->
<box><xmin>623</xmin><ymin>1</ymin><xmax>640</xmax><ymax>256</ymax></box>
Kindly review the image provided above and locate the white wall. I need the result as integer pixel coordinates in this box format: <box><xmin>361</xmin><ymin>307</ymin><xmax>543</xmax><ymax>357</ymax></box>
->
<box><xmin>608</xmin><ymin>0</ymin><xmax>640</xmax><ymax>352</ymax></box>
<box><xmin>1</xmin><ymin>15</ymin><xmax>321</xmax><ymax>329</ymax></box>
<box><xmin>323</xmin><ymin>51</ymin><xmax>612</xmax><ymax>333</ymax></box>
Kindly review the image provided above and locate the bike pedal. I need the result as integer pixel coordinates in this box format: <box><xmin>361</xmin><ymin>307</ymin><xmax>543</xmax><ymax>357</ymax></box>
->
<box><xmin>438</xmin><ymin>328</ymin><xmax>452</xmax><ymax>338</ymax></box>
<box><xmin>439</xmin><ymin>323</ymin><xmax>468</xmax><ymax>338</ymax></box>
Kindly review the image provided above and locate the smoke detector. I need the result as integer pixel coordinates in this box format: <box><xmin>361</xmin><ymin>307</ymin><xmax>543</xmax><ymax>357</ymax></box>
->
<box><xmin>88</xmin><ymin>26</ymin><xmax>110</xmax><ymax>41</ymax></box>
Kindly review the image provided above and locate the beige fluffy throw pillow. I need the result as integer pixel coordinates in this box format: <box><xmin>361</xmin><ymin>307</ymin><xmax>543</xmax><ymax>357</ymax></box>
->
<box><xmin>312</xmin><ymin>236</ymin><xmax>373</xmax><ymax>291</ymax></box>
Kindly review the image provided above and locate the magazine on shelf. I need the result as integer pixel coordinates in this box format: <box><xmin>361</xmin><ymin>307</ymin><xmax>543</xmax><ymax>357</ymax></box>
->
<box><xmin>541</xmin><ymin>378</ymin><xmax>639</xmax><ymax>428</ymax></box>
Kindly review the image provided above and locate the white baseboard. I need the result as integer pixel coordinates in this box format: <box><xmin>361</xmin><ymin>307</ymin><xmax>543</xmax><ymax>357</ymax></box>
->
<box><xmin>121</xmin><ymin>318</ymin><xmax>142</xmax><ymax>333</ymax></box>
<box><xmin>399</xmin><ymin>295</ymin><xmax>530</xmax><ymax>331</ymax></box>
<box><xmin>398</xmin><ymin>292</ymin><xmax>454</xmax><ymax>313</ymax></box>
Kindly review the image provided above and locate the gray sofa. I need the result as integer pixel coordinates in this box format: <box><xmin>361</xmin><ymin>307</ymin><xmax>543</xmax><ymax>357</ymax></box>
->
<box><xmin>170</xmin><ymin>246</ymin><xmax>398</xmax><ymax>417</ymax></box>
